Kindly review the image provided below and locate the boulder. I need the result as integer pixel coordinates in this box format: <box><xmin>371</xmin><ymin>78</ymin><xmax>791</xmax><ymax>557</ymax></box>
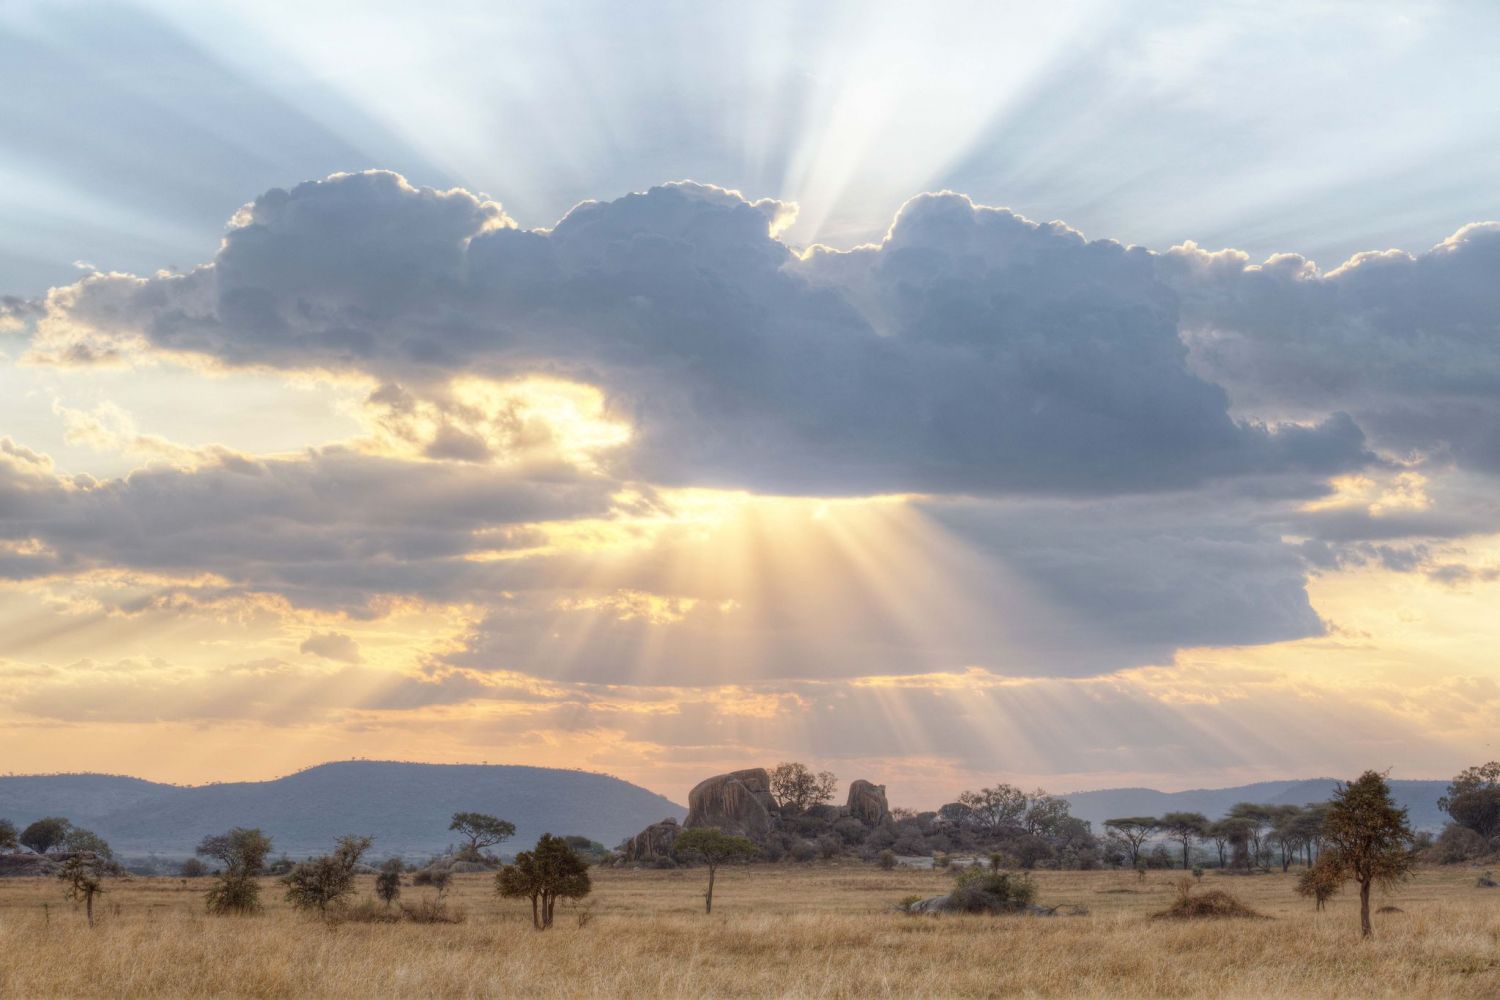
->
<box><xmin>624</xmin><ymin>818</ymin><xmax>681</xmax><ymax>862</ymax></box>
<box><xmin>846</xmin><ymin>779</ymin><xmax>891</xmax><ymax>826</ymax></box>
<box><xmin>0</xmin><ymin>853</ymin><xmax>58</xmax><ymax>878</ymax></box>
<box><xmin>685</xmin><ymin>768</ymin><xmax>777</xmax><ymax>842</ymax></box>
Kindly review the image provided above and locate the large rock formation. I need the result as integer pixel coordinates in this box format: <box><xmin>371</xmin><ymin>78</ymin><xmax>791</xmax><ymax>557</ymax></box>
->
<box><xmin>684</xmin><ymin>768</ymin><xmax>777</xmax><ymax>841</ymax></box>
<box><xmin>847</xmin><ymin>779</ymin><xmax>891</xmax><ymax>826</ymax></box>
<box><xmin>623</xmin><ymin>818</ymin><xmax>680</xmax><ymax>862</ymax></box>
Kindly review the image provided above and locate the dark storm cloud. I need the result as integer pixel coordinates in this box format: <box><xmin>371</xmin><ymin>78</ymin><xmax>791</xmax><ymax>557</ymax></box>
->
<box><xmin>1164</xmin><ymin>222</ymin><xmax>1500</xmax><ymax>472</ymax></box>
<box><xmin>34</xmin><ymin>171</ymin><xmax>1368</xmax><ymax>497</ymax></box>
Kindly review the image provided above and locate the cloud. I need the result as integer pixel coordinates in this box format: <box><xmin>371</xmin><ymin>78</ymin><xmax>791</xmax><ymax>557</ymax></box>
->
<box><xmin>1164</xmin><ymin>221</ymin><xmax>1500</xmax><ymax>472</ymax></box>
<box><xmin>299</xmin><ymin>631</ymin><xmax>363</xmax><ymax>663</ymax></box>
<box><xmin>27</xmin><ymin>171</ymin><xmax>1369</xmax><ymax>497</ymax></box>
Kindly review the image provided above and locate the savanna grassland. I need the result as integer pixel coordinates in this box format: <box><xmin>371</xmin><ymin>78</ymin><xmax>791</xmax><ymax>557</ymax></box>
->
<box><xmin>1</xmin><ymin>864</ymin><xmax>1498</xmax><ymax>998</ymax></box>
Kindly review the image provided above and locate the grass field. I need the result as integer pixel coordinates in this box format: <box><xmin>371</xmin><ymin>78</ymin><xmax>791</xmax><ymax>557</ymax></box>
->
<box><xmin>2</xmin><ymin>863</ymin><xmax>1498</xmax><ymax>998</ymax></box>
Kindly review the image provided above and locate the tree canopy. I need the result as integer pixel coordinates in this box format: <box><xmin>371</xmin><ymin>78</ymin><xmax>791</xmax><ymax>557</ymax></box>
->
<box><xmin>1439</xmin><ymin>761</ymin><xmax>1500</xmax><ymax>840</ymax></box>
<box><xmin>20</xmin><ymin>816</ymin><xmax>71</xmax><ymax>855</ymax></box>
<box><xmin>769</xmin><ymin>763</ymin><xmax>838</xmax><ymax>813</ymax></box>
<box><xmin>449</xmin><ymin>812</ymin><xmax>516</xmax><ymax>856</ymax></box>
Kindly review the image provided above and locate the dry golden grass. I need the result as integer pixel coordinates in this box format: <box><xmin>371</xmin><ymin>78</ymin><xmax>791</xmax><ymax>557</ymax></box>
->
<box><xmin>2</xmin><ymin>864</ymin><xmax>1498</xmax><ymax>998</ymax></box>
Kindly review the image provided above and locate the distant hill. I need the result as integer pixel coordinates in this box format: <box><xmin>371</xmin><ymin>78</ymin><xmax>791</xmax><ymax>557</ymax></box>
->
<box><xmin>0</xmin><ymin>761</ymin><xmax>684</xmax><ymax>859</ymax></box>
<box><xmin>1062</xmin><ymin>778</ymin><xmax>1450</xmax><ymax>831</ymax></box>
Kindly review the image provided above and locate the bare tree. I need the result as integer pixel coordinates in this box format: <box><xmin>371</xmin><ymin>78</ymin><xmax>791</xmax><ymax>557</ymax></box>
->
<box><xmin>958</xmin><ymin>785</ymin><xmax>1029</xmax><ymax>837</ymax></box>
<box><xmin>57</xmin><ymin>853</ymin><xmax>107</xmax><ymax>927</ymax></box>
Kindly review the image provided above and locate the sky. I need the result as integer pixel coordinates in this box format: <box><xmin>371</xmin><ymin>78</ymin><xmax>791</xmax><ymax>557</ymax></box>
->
<box><xmin>2</xmin><ymin>0</ymin><xmax>1499</xmax><ymax>807</ymax></box>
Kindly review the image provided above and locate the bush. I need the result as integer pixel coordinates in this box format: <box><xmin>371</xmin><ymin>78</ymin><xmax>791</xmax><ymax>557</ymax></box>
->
<box><xmin>816</xmin><ymin>834</ymin><xmax>841</xmax><ymax>860</ymax></box>
<box><xmin>400</xmin><ymin>897</ymin><xmax>465</xmax><ymax>923</ymax></box>
<box><xmin>179</xmin><ymin>858</ymin><xmax>208</xmax><ymax>878</ymax></box>
<box><xmin>878</xmin><ymin>850</ymin><xmax>896</xmax><ymax>870</ymax></box>
<box><xmin>205</xmin><ymin>875</ymin><xmax>261</xmax><ymax>915</ymax></box>
<box><xmin>892</xmin><ymin>834</ymin><xmax>927</xmax><ymax>856</ymax></box>
<box><xmin>946</xmin><ymin>869</ymin><xmax>1038</xmax><ymax>913</ymax></box>
<box><xmin>1433</xmin><ymin>824</ymin><xmax>1489</xmax><ymax>863</ymax></box>
<box><xmin>789</xmin><ymin>839</ymin><xmax>818</xmax><ymax>863</ymax></box>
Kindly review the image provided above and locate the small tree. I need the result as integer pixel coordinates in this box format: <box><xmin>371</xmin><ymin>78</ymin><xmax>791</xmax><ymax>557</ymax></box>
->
<box><xmin>376</xmin><ymin>858</ymin><xmax>403</xmax><ymax>907</ymax></box>
<box><xmin>0</xmin><ymin>818</ymin><xmax>17</xmax><ymax>852</ymax></box>
<box><xmin>284</xmin><ymin>835</ymin><xmax>374</xmax><ymax>918</ymax></box>
<box><xmin>1319</xmin><ymin>771</ymin><xmax>1416</xmax><ymax>938</ymax></box>
<box><xmin>448</xmin><ymin>812</ymin><xmax>516</xmax><ymax>860</ymax></box>
<box><xmin>1297</xmin><ymin>855</ymin><xmax>1342</xmax><ymax>911</ymax></box>
<box><xmin>21</xmin><ymin>817</ymin><xmax>71</xmax><ymax>855</ymax></box>
<box><xmin>179</xmin><ymin>858</ymin><xmax>208</xmax><ymax>878</ymax></box>
<box><xmin>1104</xmin><ymin>817</ymin><xmax>1160</xmax><ymax>869</ymax></box>
<box><xmin>1160</xmin><ymin>812</ymin><xmax>1208</xmax><ymax>870</ymax></box>
<box><xmin>769</xmin><ymin>763</ymin><xmax>838</xmax><ymax>813</ymax></box>
<box><xmin>496</xmin><ymin>833</ymin><xmax>591</xmax><ymax>930</ymax></box>
<box><xmin>674</xmin><ymin>827</ymin><xmax>759</xmax><ymax>914</ymax></box>
<box><xmin>957</xmin><ymin>785</ymin><xmax>1029</xmax><ymax>837</ymax></box>
<box><xmin>197</xmin><ymin>827</ymin><xmax>273</xmax><ymax>914</ymax></box>
<box><xmin>57</xmin><ymin>853</ymin><xmax>106</xmax><ymax>927</ymax></box>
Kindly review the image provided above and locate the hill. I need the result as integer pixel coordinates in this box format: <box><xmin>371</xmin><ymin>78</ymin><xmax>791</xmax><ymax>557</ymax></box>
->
<box><xmin>0</xmin><ymin>761</ymin><xmax>684</xmax><ymax>859</ymax></box>
<box><xmin>1061</xmin><ymin>778</ymin><xmax>1450</xmax><ymax>831</ymax></box>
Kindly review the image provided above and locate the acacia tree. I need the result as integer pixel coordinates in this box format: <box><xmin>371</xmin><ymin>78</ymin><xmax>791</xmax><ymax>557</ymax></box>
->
<box><xmin>1269</xmin><ymin>805</ymin><xmax>1306</xmax><ymax>872</ymax></box>
<box><xmin>58</xmin><ymin>852</ymin><xmax>108</xmax><ymax>926</ymax></box>
<box><xmin>448</xmin><ymin>812</ymin><xmax>516</xmax><ymax>859</ymax></box>
<box><xmin>1103</xmin><ymin>817</ymin><xmax>1160</xmax><ymax>868</ymax></box>
<box><xmin>0</xmin><ymin>818</ymin><xmax>16</xmax><ymax>852</ymax></box>
<box><xmin>496</xmin><ymin>833</ymin><xmax>591</xmax><ymax>930</ymax></box>
<box><xmin>1319</xmin><ymin>771</ymin><xmax>1416</xmax><ymax>938</ymax></box>
<box><xmin>1160</xmin><ymin>812</ymin><xmax>1208</xmax><ymax>870</ymax></box>
<box><xmin>674</xmin><ymin>827</ymin><xmax>759</xmax><ymax>914</ymax></box>
<box><xmin>63</xmin><ymin>827</ymin><xmax>114</xmax><ymax>860</ymax></box>
<box><xmin>197</xmin><ymin>827</ymin><xmax>273</xmax><ymax>914</ymax></box>
<box><xmin>1439</xmin><ymin>761</ymin><xmax>1500</xmax><ymax>840</ymax></box>
<box><xmin>769</xmin><ymin>763</ymin><xmax>838</xmax><ymax>813</ymax></box>
<box><xmin>284</xmin><ymin>835</ymin><xmax>374</xmax><ymax>918</ymax></box>
<box><xmin>1227</xmin><ymin>803</ymin><xmax>1273</xmax><ymax>868</ymax></box>
<box><xmin>21</xmin><ymin>817</ymin><xmax>71</xmax><ymax>855</ymax></box>
<box><xmin>1205</xmin><ymin>819</ymin><xmax>1232</xmax><ymax>868</ymax></box>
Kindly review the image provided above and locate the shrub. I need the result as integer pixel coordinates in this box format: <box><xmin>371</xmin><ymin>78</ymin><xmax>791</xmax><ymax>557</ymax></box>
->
<box><xmin>878</xmin><ymin>850</ymin><xmax>896</xmax><ymax>870</ymax></box>
<box><xmin>892</xmin><ymin>834</ymin><xmax>927</xmax><ymax>856</ymax></box>
<box><xmin>816</xmin><ymin>834</ymin><xmax>841</xmax><ymax>860</ymax></box>
<box><xmin>1477</xmin><ymin>871</ymin><xmax>1497</xmax><ymax>888</ymax></box>
<box><xmin>945</xmin><ymin>868</ymin><xmax>1037</xmax><ymax>913</ymax></box>
<box><xmin>179</xmin><ymin>858</ymin><xmax>208</xmax><ymax>878</ymax></box>
<box><xmin>1433</xmin><ymin>824</ymin><xmax>1489</xmax><ymax>863</ymax></box>
<box><xmin>376</xmin><ymin>859</ymin><xmax>402</xmax><ymax>907</ymax></box>
<box><xmin>401</xmin><ymin>897</ymin><xmax>465</xmax><ymax>923</ymax></box>
<box><xmin>789</xmin><ymin>839</ymin><xmax>818</xmax><ymax>863</ymax></box>
<box><xmin>932</xmin><ymin>852</ymin><xmax>951</xmax><ymax>869</ymax></box>
<box><xmin>284</xmin><ymin>835</ymin><xmax>373</xmax><ymax>917</ymax></box>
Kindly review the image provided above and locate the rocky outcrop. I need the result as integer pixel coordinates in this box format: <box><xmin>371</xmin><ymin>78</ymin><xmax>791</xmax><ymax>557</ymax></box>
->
<box><xmin>685</xmin><ymin>768</ymin><xmax>777</xmax><ymax>841</ymax></box>
<box><xmin>0</xmin><ymin>853</ymin><xmax>58</xmax><ymax>877</ymax></box>
<box><xmin>847</xmin><ymin>779</ymin><xmax>890</xmax><ymax>826</ymax></box>
<box><xmin>624</xmin><ymin>818</ymin><xmax>681</xmax><ymax>862</ymax></box>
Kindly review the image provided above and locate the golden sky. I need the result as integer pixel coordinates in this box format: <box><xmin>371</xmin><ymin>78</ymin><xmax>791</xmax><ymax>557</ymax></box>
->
<box><xmin>3</xmin><ymin>171</ymin><xmax>1498</xmax><ymax>807</ymax></box>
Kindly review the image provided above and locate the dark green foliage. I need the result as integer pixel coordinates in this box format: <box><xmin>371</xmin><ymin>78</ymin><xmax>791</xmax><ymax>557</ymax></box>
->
<box><xmin>21</xmin><ymin>817</ymin><xmax>71</xmax><ymax>855</ymax></box>
<box><xmin>198</xmin><ymin>827</ymin><xmax>273</xmax><ymax>915</ymax></box>
<box><xmin>284</xmin><ymin>835</ymin><xmax>374</xmax><ymax>917</ymax></box>
<box><xmin>1440</xmin><ymin>761</ymin><xmax>1500</xmax><ymax>840</ymax></box>
<box><xmin>946</xmin><ymin>867</ymin><xmax>1038</xmax><ymax>913</ymax></box>
<box><xmin>497</xmin><ymin>833</ymin><xmax>592</xmax><ymax>930</ymax></box>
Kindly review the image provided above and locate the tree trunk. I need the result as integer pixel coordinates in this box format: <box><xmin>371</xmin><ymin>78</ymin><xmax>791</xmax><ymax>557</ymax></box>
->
<box><xmin>530</xmin><ymin>895</ymin><xmax>540</xmax><ymax>930</ymax></box>
<box><xmin>1359</xmin><ymin>879</ymin><xmax>1372</xmax><ymax>938</ymax></box>
<box><xmin>85</xmin><ymin>891</ymin><xmax>94</xmax><ymax>928</ymax></box>
<box><xmin>1181</xmin><ymin>842</ymin><xmax>1190</xmax><ymax>870</ymax></box>
<box><xmin>705</xmin><ymin>864</ymin><xmax>716</xmax><ymax>914</ymax></box>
